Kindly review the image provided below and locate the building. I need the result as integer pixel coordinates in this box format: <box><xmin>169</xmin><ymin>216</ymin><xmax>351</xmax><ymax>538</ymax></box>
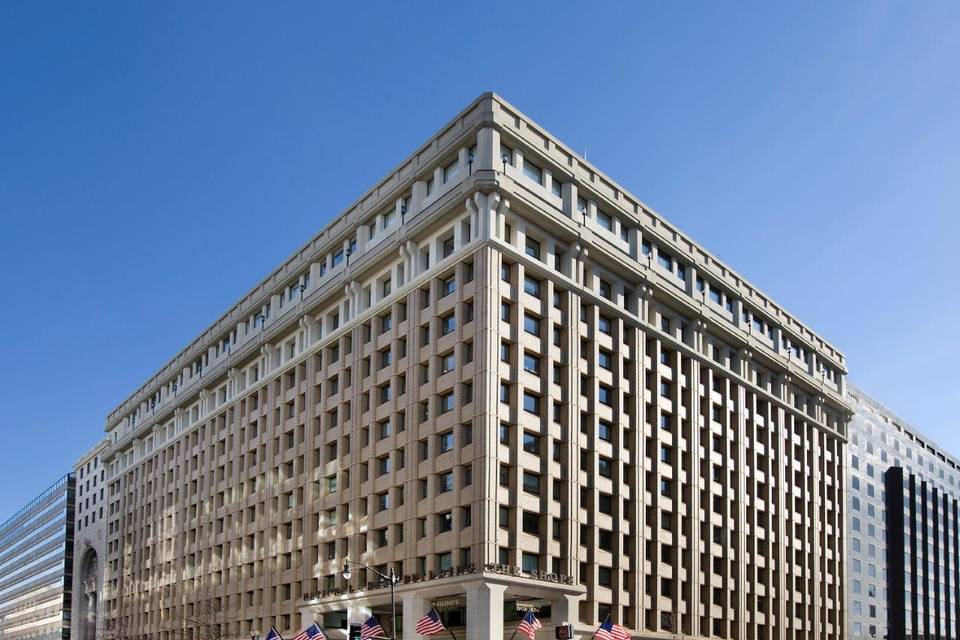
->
<box><xmin>99</xmin><ymin>93</ymin><xmax>851</xmax><ymax>640</ymax></box>
<box><xmin>846</xmin><ymin>384</ymin><xmax>960</xmax><ymax>640</ymax></box>
<box><xmin>71</xmin><ymin>439</ymin><xmax>110</xmax><ymax>640</ymax></box>
<box><xmin>0</xmin><ymin>474</ymin><xmax>76</xmax><ymax>640</ymax></box>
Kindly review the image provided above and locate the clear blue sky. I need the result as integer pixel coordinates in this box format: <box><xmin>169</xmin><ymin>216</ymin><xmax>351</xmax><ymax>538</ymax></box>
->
<box><xmin>1</xmin><ymin>2</ymin><xmax>958</xmax><ymax>517</ymax></box>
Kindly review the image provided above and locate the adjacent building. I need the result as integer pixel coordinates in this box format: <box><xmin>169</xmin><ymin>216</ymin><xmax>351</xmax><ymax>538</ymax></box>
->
<box><xmin>71</xmin><ymin>439</ymin><xmax>110</xmax><ymax>640</ymax></box>
<box><xmin>0</xmin><ymin>474</ymin><xmax>76</xmax><ymax>640</ymax></box>
<box><xmin>846</xmin><ymin>384</ymin><xmax>960</xmax><ymax>640</ymax></box>
<box><xmin>99</xmin><ymin>93</ymin><xmax>851</xmax><ymax>640</ymax></box>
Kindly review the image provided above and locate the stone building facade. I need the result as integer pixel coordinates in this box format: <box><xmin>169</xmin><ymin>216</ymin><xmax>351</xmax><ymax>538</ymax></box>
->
<box><xmin>99</xmin><ymin>94</ymin><xmax>850</xmax><ymax>640</ymax></box>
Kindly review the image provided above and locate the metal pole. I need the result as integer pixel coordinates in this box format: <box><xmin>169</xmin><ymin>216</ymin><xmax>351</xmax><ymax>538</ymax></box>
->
<box><xmin>589</xmin><ymin>615</ymin><xmax>610</xmax><ymax>640</ymax></box>
<box><xmin>390</xmin><ymin>567</ymin><xmax>396</xmax><ymax>640</ymax></box>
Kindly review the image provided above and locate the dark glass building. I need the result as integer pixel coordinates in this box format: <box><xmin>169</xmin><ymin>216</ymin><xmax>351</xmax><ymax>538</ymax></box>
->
<box><xmin>885</xmin><ymin>466</ymin><xmax>960</xmax><ymax>640</ymax></box>
<box><xmin>847</xmin><ymin>384</ymin><xmax>960</xmax><ymax>640</ymax></box>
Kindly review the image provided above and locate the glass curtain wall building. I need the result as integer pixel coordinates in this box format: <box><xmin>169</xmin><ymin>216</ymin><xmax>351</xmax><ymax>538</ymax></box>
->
<box><xmin>0</xmin><ymin>474</ymin><xmax>76</xmax><ymax>640</ymax></box>
<box><xmin>847</xmin><ymin>384</ymin><xmax>960</xmax><ymax>640</ymax></box>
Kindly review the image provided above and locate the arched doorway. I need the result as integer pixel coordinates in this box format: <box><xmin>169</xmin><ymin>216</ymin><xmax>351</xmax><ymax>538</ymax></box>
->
<box><xmin>79</xmin><ymin>549</ymin><xmax>99</xmax><ymax>640</ymax></box>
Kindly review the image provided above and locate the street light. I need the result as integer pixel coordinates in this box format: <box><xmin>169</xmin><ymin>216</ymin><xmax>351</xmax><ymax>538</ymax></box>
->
<box><xmin>342</xmin><ymin>559</ymin><xmax>398</xmax><ymax>640</ymax></box>
<box><xmin>250</xmin><ymin>631</ymin><xmax>260</xmax><ymax>640</ymax></box>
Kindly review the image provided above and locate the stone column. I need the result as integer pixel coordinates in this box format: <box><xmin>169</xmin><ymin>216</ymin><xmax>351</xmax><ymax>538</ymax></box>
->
<box><xmin>551</xmin><ymin>593</ymin><xmax>580</xmax><ymax>628</ymax></box>
<box><xmin>465</xmin><ymin>582</ymin><xmax>506</xmax><ymax>640</ymax></box>
<box><xmin>402</xmin><ymin>592</ymin><xmax>427</xmax><ymax>640</ymax></box>
<box><xmin>346</xmin><ymin>604</ymin><xmax>373</xmax><ymax>632</ymax></box>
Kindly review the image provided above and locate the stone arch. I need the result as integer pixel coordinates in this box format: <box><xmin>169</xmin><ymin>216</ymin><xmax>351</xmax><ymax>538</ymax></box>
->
<box><xmin>79</xmin><ymin>548</ymin><xmax>99</xmax><ymax>640</ymax></box>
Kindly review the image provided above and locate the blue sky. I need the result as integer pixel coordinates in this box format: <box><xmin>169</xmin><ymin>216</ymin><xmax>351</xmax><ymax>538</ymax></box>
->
<box><xmin>1</xmin><ymin>2</ymin><xmax>958</xmax><ymax>517</ymax></box>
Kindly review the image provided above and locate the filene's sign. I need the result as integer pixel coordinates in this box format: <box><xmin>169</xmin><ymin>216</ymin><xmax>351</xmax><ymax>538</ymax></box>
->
<box><xmin>515</xmin><ymin>599</ymin><xmax>549</xmax><ymax>613</ymax></box>
<box><xmin>303</xmin><ymin>564</ymin><xmax>573</xmax><ymax>602</ymax></box>
<box><xmin>432</xmin><ymin>597</ymin><xmax>465</xmax><ymax>611</ymax></box>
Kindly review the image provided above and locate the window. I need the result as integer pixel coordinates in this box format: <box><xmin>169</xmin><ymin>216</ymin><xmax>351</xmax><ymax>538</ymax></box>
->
<box><xmin>522</xmin><ymin>158</ymin><xmax>543</xmax><ymax>184</ymax></box>
<box><xmin>440</xmin><ymin>352</ymin><xmax>455</xmax><ymax>374</ymax></box>
<box><xmin>598</xmin><ymin>350</ymin><xmax>612</xmax><ymax>370</ymax></box>
<box><xmin>598</xmin><ymin>420</ymin><xmax>613</xmax><ymax>442</ymax></box>
<box><xmin>523</xmin><ymin>313</ymin><xmax>541</xmax><ymax>336</ymax></box>
<box><xmin>441</xmin><ymin>313</ymin><xmax>456</xmax><ymax>335</ymax></box>
<box><xmin>522</xmin><ymin>472</ymin><xmax>541</xmax><ymax>495</ymax></box>
<box><xmin>524</xmin><ymin>275</ymin><xmax>541</xmax><ymax>298</ymax></box>
<box><xmin>523</xmin><ymin>352</ymin><xmax>541</xmax><ymax>375</ymax></box>
<box><xmin>441</xmin><ymin>276</ymin><xmax>456</xmax><ymax>297</ymax></box>
<box><xmin>332</xmin><ymin>249</ymin><xmax>344</xmax><ymax>267</ymax></box>
<box><xmin>438</xmin><ymin>472</ymin><xmax>454</xmax><ymax>493</ymax></box>
<box><xmin>439</xmin><ymin>392</ymin><xmax>455</xmax><ymax>414</ymax></box>
<box><xmin>522</xmin><ymin>511</ymin><xmax>540</xmax><ymax>535</ymax></box>
<box><xmin>598</xmin><ymin>457</ymin><xmax>612</xmax><ymax>478</ymax></box>
<box><xmin>501</xmin><ymin>262</ymin><xmax>511</xmax><ymax>282</ymax></box>
<box><xmin>437</xmin><ymin>512</ymin><xmax>453</xmax><ymax>533</ymax></box>
<box><xmin>596</xmin><ymin>209</ymin><xmax>612</xmax><ymax>231</ymax></box>
<box><xmin>442</xmin><ymin>236</ymin><xmax>455</xmax><ymax>258</ymax></box>
<box><xmin>499</xmin><ymin>422</ymin><xmax>510</xmax><ymax>444</ymax></box>
<box><xmin>438</xmin><ymin>431</ymin><xmax>454</xmax><ymax>453</ymax></box>
<box><xmin>514</xmin><ymin>433</ymin><xmax>538</xmax><ymax>459</ymax></box>
<box><xmin>500</xmin><ymin>341</ymin><xmax>510</xmax><ymax>362</ymax></box>
<box><xmin>523</xmin><ymin>392</ymin><xmax>541</xmax><ymax>415</ymax></box>
<box><xmin>443</xmin><ymin>159</ymin><xmax>459</xmax><ymax>182</ymax></box>
<box><xmin>598</xmin><ymin>315</ymin><xmax>612</xmax><ymax>335</ymax></box>
<box><xmin>658</xmin><ymin>252</ymin><xmax>673</xmax><ymax>271</ymax></box>
<box><xmin>660</xmin><ymin>478</ymin><xmax>671</xmax><ymax>496</ymax></box>
<box><xmin>599</xmin><ymin>280</ymin><xmax>612</xmax><ymax>299</ymax></box>
<box><xmin>525</xmin><ymin>237</ymin><xmax>541</xmax><ymax>259</ymax></box>
<box><xmin>598</xmin><ymin>385</ymin><xmax>613</xmax><ymax>406</ymax></box>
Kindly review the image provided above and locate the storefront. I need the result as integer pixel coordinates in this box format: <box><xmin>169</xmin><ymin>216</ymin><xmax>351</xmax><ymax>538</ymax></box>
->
<box><xmin>299</xmin><ymin>567</ymin><xmax>585</xmax><ymax>639</ymax></box>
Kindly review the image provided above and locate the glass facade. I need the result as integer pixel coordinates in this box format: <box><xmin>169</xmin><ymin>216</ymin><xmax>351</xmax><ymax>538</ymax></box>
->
<box><xmin>0</xmin><ymin>474</ymin><xmax>75</xmax><ymax>640</ymax></box>
<box><xmin>848</xmin><ymin>385</ymin><xmax>960</xmax><ymax>640</ymax></box>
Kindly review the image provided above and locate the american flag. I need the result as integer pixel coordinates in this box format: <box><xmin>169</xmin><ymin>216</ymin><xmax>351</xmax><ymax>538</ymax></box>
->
<box><xmin>414</xmin><ymin>609</ymin><xmax>445</xmax><ymax>636</ymax></box>
<box><xmin>596</xmin><ymin>618</ymin><xmax>631</xmax><ymax>640</ymax></box>
<box><xmin>263</xmin><ymin>628</ymin><xmax>284</xmax><ymax>640</ymax></box>
<box><xmin>360</xmin><ymin>616</ymin><xmax>385</xmax><ymax>640</ymax></box>
<box><xmin>516</xmin><ymin>610</ymin><xmax>542</xmax><ymax>639</ymax></box>
<box><xmin>292</xmin><ymin>623</ymin><xmax>327</xmax><ymax>640</ymax></box>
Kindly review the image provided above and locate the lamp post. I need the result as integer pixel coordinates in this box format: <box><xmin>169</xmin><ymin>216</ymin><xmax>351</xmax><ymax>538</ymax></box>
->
<box><xmin>251</xmin><ymin>632</ymin><xmax>260</xmax><ymax>640</ymax></box>
<box><xmin>343</xmin><ymin>559</ymin><xmax>398</xmax><ymax>640</ymax></box>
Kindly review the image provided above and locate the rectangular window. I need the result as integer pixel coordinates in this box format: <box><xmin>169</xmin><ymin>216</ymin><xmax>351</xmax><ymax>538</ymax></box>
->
<box><xmin>598</xmin><ymin>350</ymin><xmax>612</xmax><ymax>370</ymax></box>
<box><xmin>439</xmin><ymin>392</ymin><xmax>455</xmax><ymax>414</ymax></box>
<box><xmin>598</xmin><ymin>316</ymin><xmax>612</xmax><ymax>335</ymax></box>
<box><xmin>438</xmin><ymin>431</ymin><xmax>454</xmax><ymax>453</ymax></box>
<box><xmin>524</xmin><ymin>275</ymin><xmax>541</xmax><ymax>298</ymax></box>
<box><xmin>522</xmin><ymin>158</ymin><xmax>543</xmax><ymax>184</ymax></box>
<box><xmin>523</xmin><ymin>352</ymin><xmax>541</xmax><ymax>375</ymax></box>
<box><xmin>440</xmin><ymin>352</ymin><xmax>455</xmax><ymax>374</ymax></box>
<box><xmin>522</xmin><ymin>471</ymin><xmax>541</xmax><ymax>495</ymax></box>
<box><xmin>523</xmin><ymin>391</ymin><xmax>541</xmax><ymax>415</ymax></box>
<box><xmin>522</xmin><ymin>432</ymin><xmax>541</xmax><ymax>455</ymax></box>
<box><xmin>441</xmin><ymin>276</ymin><xmax>456</xmax><ymax>297</ymax></box>
<box><xmin>441</xmin><ymin>313</ymin><xmax>456</xmax><ymax>335</ymax></box>
<box><xmin>598</xmin><ymin>420</ymin><xmax>613</xmax><ymax>442</ymax></box>
<box><xmin>525</xmin><ymin>237</ymin><xmax>541</xmax><ymax>259</ymax></box>
<box><xmin>596</xmin><ymin>210</ymin><xmax>613</xmax><ymax>231</ymax></box>
<box><xmin>598</xmin><ymin>385</ymin><xmax>613</xmax><ymax>406</ymax></box>
<box><xmin>523</xmin><ymin>313</ymin><xmax>541</xmax><ymax>336</ymax></box>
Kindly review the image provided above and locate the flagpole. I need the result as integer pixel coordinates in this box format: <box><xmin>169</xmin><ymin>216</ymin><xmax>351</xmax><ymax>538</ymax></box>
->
<box><xmin>589</xmin><ymin>615</ymin><xmax>612</xmax><ymax>640</ymax></box>
<box><xmin>315</xmin><ymin>620</ymin><xmax>330</xmax><ymax>639</ymax></box>
<box><xmin>435</xmin><ymin>609</ymin><xmax>458</xmax><ymax>640</ymax></box>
